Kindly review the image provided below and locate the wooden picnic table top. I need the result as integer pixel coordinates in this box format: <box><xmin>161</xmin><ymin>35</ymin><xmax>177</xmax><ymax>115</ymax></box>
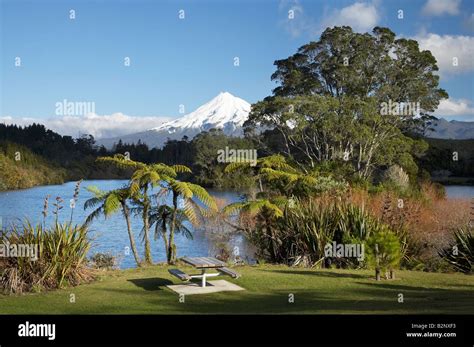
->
<box><xmin>181</xmin><ymin>256</ymin><xmax>226</xmax><ymax>269</ymax></box>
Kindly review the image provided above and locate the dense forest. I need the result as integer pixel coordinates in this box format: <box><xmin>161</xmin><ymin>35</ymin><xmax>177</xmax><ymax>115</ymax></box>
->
<box><xmin>0</xmin><ymin>124</ymin><xmax>258</xmax><ymax>190</ymax></box>
<box><xmin>0</xmin><ymin>141</ymin><xmax>65</xmax><ymax>190</ymax></box>
<box><xmin>420</xmin><ymin>138</ymin><xmax>474</xmax><ymax>183</ymax></box>
<box><xmin>0</xmin><ymin>121</ymin><xmax>473</xmax><ymax>192</ymax></box>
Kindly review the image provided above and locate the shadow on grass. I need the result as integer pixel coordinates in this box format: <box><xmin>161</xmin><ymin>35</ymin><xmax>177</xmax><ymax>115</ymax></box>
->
<box><xmin>127</xmin><ymin>277</ymin><xmax>173</xmax><ymax>291</ymax></box>
<box><xmin>89</xmin><ymin>277</ymin><xmax>474</xmax><ymax>314</ymax></box>
<box><xmin>356</xmin><ymin>281</ymin><xmax>474</xmax><ymax>298</ymax></box>
<box><xmin>138</xmin><ymin>288</ymin><xmax>473</xmax><ymax>314</ymax></box>
<box><xmin>263</xmin><ymin>269</ymin><xmax>372</xmax><ymax>279</ymax></box>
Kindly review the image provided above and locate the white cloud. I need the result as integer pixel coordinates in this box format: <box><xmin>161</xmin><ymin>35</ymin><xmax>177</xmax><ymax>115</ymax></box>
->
<box><xmin>435</xmin><ymin>98</ymin><xmax>474</xmax><ymax>120</ymax></box>
<box><xmin>414</xmin><ymin>33</ymin><xmax>474</xmax><ymax>76</ymax></box>
<box><xmin>279</xmin><ymin>0</ymin><xmax>311</xmax><ymax>37</ymax></box>
<box><xmin>422</xmin><ymin>0</ymin><xmax>461</xmax><ymax>16</ymax></box>
<box><xmin>0</xmin><ymin>113</ymin><xmax>172</xmax><ymax>139</ymax></box>
<box><xmin>279</xmin><ymin>1</ymin><xmax>379</xmax><ymax>37</ymax></box>
<box><xmin>321</xmin><ymin>1</ymin><xmax>379</xmax><ymax>33</ymax></box>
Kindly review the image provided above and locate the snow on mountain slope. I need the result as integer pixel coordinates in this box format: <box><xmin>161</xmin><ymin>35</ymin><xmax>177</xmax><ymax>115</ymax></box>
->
<box><xmin>98</xmin><ymin>92</ymin><xmax>251</xmax><ymax>149</ymax></box>
<box><xmin>152</xmin><ymin>92</ymin><xmax>250</xmax><ymax>133</ymax></box>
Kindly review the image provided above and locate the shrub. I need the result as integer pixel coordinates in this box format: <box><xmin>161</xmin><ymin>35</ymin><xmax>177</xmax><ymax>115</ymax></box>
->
<box><xmin>382</xmin><ymin>165</ymin><xmax>409</xmax><ymax>190</ymax></box>
<box><xmin>277</xmin><ymin>198</ymin><xmax>338</xmax><ymax>266</ymax></box>
<box><xmin>342</xmin><ymin>185</ymin><xmax>470</xmax><ymax>272</ymax></box>
<box><xmin>245</xmin><ymin>197</ymin><xmax>393</xmax><ymax>268</ymax></box>
<box><xmin>365</xmin><ymin>228</ymin><xmax>402</xmax><ymax>280</ymax></box>
<box><xmin>439</xmin><ymin>225</ymin><xmax>473</xmax><ymax>274</ymax></box>
<box><xmin>90</xmin><ymin>252</ymin><xmax>117</xmax><ymax>270</ymax></box>
<box><xmin>0</xmin><ymin>221</ymin><xmax>93</xmax><ymax>294</ymax></box>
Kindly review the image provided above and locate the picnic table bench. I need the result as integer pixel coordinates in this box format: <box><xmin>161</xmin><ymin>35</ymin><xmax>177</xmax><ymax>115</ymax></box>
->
<box><xmin>168</xmin><ymin>256</ymin><xmax>240</xmax><ymax>287</ymax></box>
<box><xmin>217</xmin><ymin>267</ymin><xmax>239</xmax><ymax>279</ymax></box>
<box><xmin>168</xmin><ymin>269</ymin><xmax>191</xmax><ymax>281</ymax></box>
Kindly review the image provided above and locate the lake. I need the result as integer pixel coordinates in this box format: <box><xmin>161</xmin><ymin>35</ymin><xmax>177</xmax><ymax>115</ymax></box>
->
<box><xmin>444</xmin><ymin>185</ymin><xmax>474</xmax><ymax>199</ymax></box>
<box><xmin>1</xmin><ymin>181</ymin><xmax>472</xmax><ymax>269</ymax></box>
<box><xmin>0</xmin><ymin>180</ymin><xmax>250</xmax><ymax>269</ymax></box>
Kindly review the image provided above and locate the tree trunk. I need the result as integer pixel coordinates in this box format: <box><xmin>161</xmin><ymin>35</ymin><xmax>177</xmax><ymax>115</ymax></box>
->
<box><xmin>375</xmin><ymin>244</ymin><xmax>381</xmax><ymax>281</ymax></box>
<box><xmin>122</xmin><ymin>202</ymin><xmax>141</xmax><ymax>267</ymax></box>
<box><xmin>258</xmin><ymin>177</ymin><xmax>264</xmax><ymax>193</ymax></box>
<box><xmin>389</xmin><ymin>269</ymin><xmax>395</xmax><ymax>280</ymax></box>
<box><xmin>168</xmin><ymin>192</ymin><xmax>178</xmax><ymax>264</ymax></box>
<box><xmin>266</xmin><ymin>215</ymin><xmax>278</xmax><ymax>263</ymax></box>
<box><xmin>161</xmin><ymin>212</ymin><xmax>170</xmax><ymax>262</ymax></box>
<box><xmin>142</xmin><ymin>187</ymin><xmax>152</xmax><ymax>264</ymax></box>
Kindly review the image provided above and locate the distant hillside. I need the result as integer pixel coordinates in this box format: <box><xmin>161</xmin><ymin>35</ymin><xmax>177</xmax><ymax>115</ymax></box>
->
<box><xmin>0</xmin><ymin>141</ymin><xmax>66</xmax><ymax>191</ymax></box>
<box><xmin>426</xmin><ymin>118</ymin><xmax>474</xmax><ymax>140</ymax></box>
<box><xmin>418</xmin><ymin>138</ymin><xmax>474</xmax><ymax>183</ymax></box>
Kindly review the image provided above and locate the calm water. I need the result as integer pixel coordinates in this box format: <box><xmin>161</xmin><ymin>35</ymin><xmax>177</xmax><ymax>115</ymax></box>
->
<box><xmin>444</xmin><ymin>185</ymin><xmax>474</xmax><ymax>199</ymax></box>
<box><xmin>0</xmin><ymin>180</ymin><xmax>250</xmax><ymax>269</ymax></box>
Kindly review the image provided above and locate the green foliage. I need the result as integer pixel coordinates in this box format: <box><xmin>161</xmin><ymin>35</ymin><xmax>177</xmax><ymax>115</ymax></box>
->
<box><xmin>439</xmin><ymin>225</ymin><xmax>473</xmax><ymax>274</ymax></box>
<box><xmin>192</xmin><ymin>129</ymin><xmax>257</xmax><ymax>188</ymax></box>
<box><xmin>225</xmin><ymin>154</ymin><xmax>347</xmax><ymax>199</ymax></box>
<box><xmin>84</xmin><ymin>185</ymin><xmax>143</xmax><ymax>267</ymax></box>
<box><xmin>419</xmin><ymin>138</ymin><xmax>474</xmax><ymax>180</ymax></box>
<box><xmin>239</xmin><ymin>197</ymin><xmax>392</xmax><ymax>268</ymax></box>
<box><xmin>336</xmin><ymin>204</ymin><xmax>380</xmax><ymax>242</ymax></box>
<box><xmin>89</xmin><ymin>253</ymin><xmax>117</xmax><ymax>270</ymax></box>
<box><xmin>365</xmin><ymin>228</ymin><xmax>402</xmax><ymax>274</ymax></box>
<box><xmin>89</xmin><ymin>156</ymin><xmax>217</xmax><ymax>265</ymax></box>
<box><xmin>0</xmin><ymin>221</ymin><xmax>93</xmax><ymax>294</ymax></box>
<box><xmin>275</xmin><ymin>199</ymin><xmax>338</xmax><ymax>266</ymax></box>
<box><xmin>223</xmin><ymin>153</ymin><xmax>378</xmax><ymax>267</ymax></box>
<box><xmin>245</xmin><ymin>26</ymin><xmax>447</xmax><ymax>183</ymax></box>
<box><xmin>0</xmin><ymin>141</ymin><xmax>66</xmax><ymax>190</ymax></box>
<box><xmin>224</xmin><ymin>198</ymin><xmax>285</xmax><ymax>219</ymax></box>
<box><xmin>149</xmin><ymin>205</ymin><xmax>193</xmax><ymax>241</ymax></box>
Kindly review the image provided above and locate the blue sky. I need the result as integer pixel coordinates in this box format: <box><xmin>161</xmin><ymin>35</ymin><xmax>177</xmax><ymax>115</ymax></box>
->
<box><xmin>1</xmin><ymin>0</ymin><xmax>473</xmax><ymax>138</ymax></box>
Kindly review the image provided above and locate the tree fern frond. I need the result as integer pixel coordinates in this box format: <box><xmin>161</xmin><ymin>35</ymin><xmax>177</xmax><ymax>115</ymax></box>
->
<box><xmin>97</xmin><ymin>155</ymin><xmax>145</xmax><ymax>170</ymax></box>
<box><xmin>84</xmin><ymin>206</ymin><xmax>104</xmax><ymax>226</ymax></box>
<box><xmin>104</xmin><ymin>193</ymin><xmax>121</xmax><ymax>216</ymax></box>
<box><xmin>183</xmin><ymin>200</ymin><xmax>200</xmax><ymax>225</ymax></box>
<box><xmin>169</xmin><ymin>180</ymin><xmax>193</xmax><ymax>199</ymax></box>
<box><xmin>260</xmin><ymin>167</ymin><xmax>299</xmax><ymax>183</ymax></box>
<box><xmin>188</xmin><ymin>183</ymin><xmax>217</xmax><ymax>211</ymax></box>
<box><xmin>222</xmin><ymin>202</ymin><xmax>247</xmax><ymax>216</ymax></box>
<box><xmin>224</xmin><ymin>161</ymin><xmax>251</xmax><ymax>173</ymax></box>
<box><xmin>170</xmin><ymin>164</ymin><xmax>192</xmax><ymax>174</ymax></box>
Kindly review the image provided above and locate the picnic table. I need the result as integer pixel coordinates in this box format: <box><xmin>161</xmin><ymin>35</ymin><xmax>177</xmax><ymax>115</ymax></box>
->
<box><xmin>168</xmin><ymin>256</ymin><xmax>240</xmax><ymax>287</ymax></box>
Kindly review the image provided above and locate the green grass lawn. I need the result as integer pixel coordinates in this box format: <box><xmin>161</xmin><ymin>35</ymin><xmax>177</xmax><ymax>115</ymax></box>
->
<box><xmin>1</xmin><ymin>264</ymin><xmax>473</xmax><ymax>314</ymax></box>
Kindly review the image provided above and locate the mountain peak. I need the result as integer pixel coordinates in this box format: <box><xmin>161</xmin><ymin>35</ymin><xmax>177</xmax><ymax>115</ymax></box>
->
<box><xmin>217</xmin><ymin>91</ymin><xmax>235</xmax><ymax>98</ymax></box>
<box><xmin>206</xmin><ymin>91</ymin><xmax>245</xmax><ymax>106</ymax></box>
<box><xmin>98</xmin><ymin>92</ymin><xmax>252</xmax><ymax>149</ymax></box>
<box><xmin>147</xmin><ymin>92</ymin><xmax>251</xmax><ymax>141</ymax></box>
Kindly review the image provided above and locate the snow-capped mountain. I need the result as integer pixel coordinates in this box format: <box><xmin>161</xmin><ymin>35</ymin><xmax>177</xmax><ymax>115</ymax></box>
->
<box><xmin>98</xmin><ymin>92</ymin><xmax>251</xmax><ymax>149</ymax></box>
<box><xmin>426</xmin><ymin>118</ymin><xmax>474</xmax><ymax>139</ymax></box>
